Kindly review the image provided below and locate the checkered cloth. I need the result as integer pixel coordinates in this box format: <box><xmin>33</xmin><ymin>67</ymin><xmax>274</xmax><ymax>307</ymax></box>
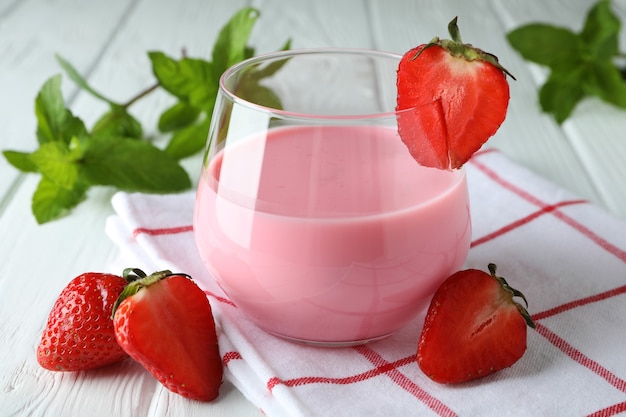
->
<box><xmin>105</xmin><ymin>149</ymin><xmax>626</xmax><ymax>417</ymax></box>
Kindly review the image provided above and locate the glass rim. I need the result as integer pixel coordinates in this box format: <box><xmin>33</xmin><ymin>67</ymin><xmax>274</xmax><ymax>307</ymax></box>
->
<box><xmin>219</xmin><ymin>47</ymin><xmax>409</xmax><ymax>121</ymax></box>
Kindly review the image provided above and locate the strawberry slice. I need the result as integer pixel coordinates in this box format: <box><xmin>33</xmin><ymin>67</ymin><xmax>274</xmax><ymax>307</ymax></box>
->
<box><xmin>396</xmin><ymin>17</ymin><xmax>514</xmax><ymax>169</ymax></box>
<box><xmin>112</xmin><ymin>269</ymin><xmax>223</xmax><ymax>401</ymax></box>
<box><xmin>417</xmin><ymin>264</ymin><xmax>535</xmax><ymax>384</ymax></box>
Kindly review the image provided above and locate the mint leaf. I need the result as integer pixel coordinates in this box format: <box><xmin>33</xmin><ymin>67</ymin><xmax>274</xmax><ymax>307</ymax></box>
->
<box><xmin>539</xmin><ymin>69</ymin><xmax>586</xmax><ymax>123</ymax></box>
<box><xmin>507</xmin><ymin>0</ymin><xmax>626</xmax><ymax>123</ymax></box>
<box><xmin>56</xmin><ymin>54</ymin><xmax>113</xmax><ymax>104</ymax></box>
<box><xmin>506</xmin><ymin>24</ymin><xmax>582</xmax><ymax>70</ymax></box>
<box><xmin>155</xmin><ymin>7</ymin><xmax>289</xmax><ymax>160</ymax></box>
<box><xmin>149</xmin><ymin>52</ymin><xmax>216</xmax><ymax>111</ymax></box>
<box><xmin>81</xmin><ymin>136</ymin><xmax>191</xmax><ymax>192</ymax></box>
<box><xmin>228</xmin><ymin>40</ymin><xmax>291</xmax><ymax>110</ymax></box>
<box><xmin>165</xmin><ymin>116</ymin><xmax>211</xmax><ymax>160</ymax></box>
<box><xmin>92</xmin><ymin>106</ymin><xmax>143</xmax><ymax>139</ymax></box>
<box><xmin>584</xmin><ymin>61</ymin><xmax>626</xmax><ymax>107</ymax></box>
<box><xmin>212</xmin><ymin>7</ymin><xmax>260</xmax><ymax>78</ymax></box>
<box><xmin>148</xmin><ymin>51</ymin><xmax>187</xmax><ymax>96</ymax></box>
<box><xmin>231</xmin><ymin>44</ymin><xmax>291</xmax><ymax>109</ymax></box>
<box><xmin>34</xmin><ymin>75</ymin><xmax>69</xmax><ymax>143</ymax></box>
<box><xmin>182</xmin><ymin>60</ymin><xmax>217</xmax><ymax>111</ymax></box>
<box><xmin>158</xmin><ymin>101</ymin><xmax>201</xmax><ymax>132</ymax></box>
<box><xmin>3</xmin><ymin>150</ymin><xmax>38</xmax><ymax>173</ymax></box>
<box><xmin>35</xmin><ymin>75</ymin><xmax>87</xmax><ymax>144</ymax></box>
<box><xmin>29</xmin><ymin>141</ymin><xmax>82</xmax><ymax>189</ymax></box>
<box><xmin>32</xmin><ymin>176</ymin><xmax>88</xmax><ymax>224</ymax></box>
<box><xmin>236</xmin><ymin>82</ymin><xmax>283</xmax><ymax>109</ymax></box>
<box><xmin>2</xmin><ymin>6</ymin><xmax>290</xmax><ymax>224</ymax></box>
<box><xmin>250</xmin><ymin>39</ymin><xmax>292</xmax><ymax>79</ymax></box>
<box><xmin>580</xmin><ymin>0</ymin><xmax>620</xmax><ymax>59</ymax></box>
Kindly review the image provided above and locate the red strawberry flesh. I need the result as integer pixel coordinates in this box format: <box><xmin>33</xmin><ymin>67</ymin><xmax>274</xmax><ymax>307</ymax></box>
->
<box><xmin>417</xmin><ymin>265</ymin><xmax>534</xmax><ymax>383</ymax></box>
<box><xmin>396</xmin><ymin>18</ymin><xmax>512</xmax><ymax>169</ymax></box>
<box><xmin>113</xmin><ymin>273</ymin><xmax>222</xmax><ymax>402</ymax></box>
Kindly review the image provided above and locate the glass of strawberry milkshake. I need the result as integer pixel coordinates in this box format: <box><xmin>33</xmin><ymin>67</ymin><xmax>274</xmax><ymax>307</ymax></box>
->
<box><xmin>193</xmin><ymin>48</ymin><xmax>471</xmax><ymax>346</ymax></box>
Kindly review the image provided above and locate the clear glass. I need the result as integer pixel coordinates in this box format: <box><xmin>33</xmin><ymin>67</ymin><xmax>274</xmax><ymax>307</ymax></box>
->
<box><xmin>193</xmin><ymin>48</ymin><xmax>471</xmax><ymax>346</ymax></box>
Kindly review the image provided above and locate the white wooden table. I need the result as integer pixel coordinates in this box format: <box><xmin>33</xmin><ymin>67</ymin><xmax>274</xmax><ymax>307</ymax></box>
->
<box><xmin>1</xmin><ymin>0</ymin><xmax>625</xmax><ymax>416</ymax></box>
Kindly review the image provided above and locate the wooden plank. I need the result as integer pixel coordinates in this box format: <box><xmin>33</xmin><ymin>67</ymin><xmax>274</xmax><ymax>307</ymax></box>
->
<box><xmin>0</xmin><ymin>0</ymin><xmax>19</xmax><ymax>18</ymax></box>
<box><xmin>0</xmin><ymin>0</ymin><xmax>136</xmax><ymax>207</ymax></box>
<box><xmin>3</xmin><ymin>1</ymin><xmax>626</xmax><ymax>416</ymax></box>
<box><xmin>250</xmin><ymin>0</ymin><xmax>372</xmax><ymax>49</ymax></box>
<box><xmin>0</xmin><ymin>0</ymin><xmax>264</xmax><ymax>416</ymax></box>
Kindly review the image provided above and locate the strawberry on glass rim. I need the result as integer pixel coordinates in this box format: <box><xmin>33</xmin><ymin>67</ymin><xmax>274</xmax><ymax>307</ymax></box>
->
<box><xmin>396</xmin><ymin>17</ymin><xmax>515</xmax><ymax>170</ymax></box>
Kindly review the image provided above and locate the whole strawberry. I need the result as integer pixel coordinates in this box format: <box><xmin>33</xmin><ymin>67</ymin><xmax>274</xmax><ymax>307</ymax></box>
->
<box><xmin>396</xmin><ymin>17</ymin><xmax>514</xmax><ymax>170</ymax></box>
<box><xmin>417</xmin><ymin>264</ymin><xmax>535</xmax><ymax>384</ymax></box>
<box><xmin>37</xmin><ymin>272</ymin><xmax>129</xmax><ymax>371</ymax></box>
<box><xmin>112</xmin><ymin>269</ymin><xmax>223</xmax><ymax>402</ymax></box>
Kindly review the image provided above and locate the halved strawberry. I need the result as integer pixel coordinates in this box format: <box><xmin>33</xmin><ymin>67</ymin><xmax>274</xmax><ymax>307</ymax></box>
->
<box><xmin>417</xmin><ymin>264</ymin><xmax>535</xmax><ymax>384</ymax></box>
<box><xmin>396</xmin><ymin>17</ymin><xmax>514</xmax><ymax>169</ymax></box>
<box><xmin>112</xmin><ymin>269</ymin><xmax>223</xmax><ymax>401</ymax></box>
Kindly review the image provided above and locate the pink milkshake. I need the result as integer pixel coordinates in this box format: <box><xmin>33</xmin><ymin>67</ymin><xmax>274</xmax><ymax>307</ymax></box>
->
<box><xmin>194</xmin><ymin>124</ymin><xmax>471</xmax><ymax>344</ymax></box>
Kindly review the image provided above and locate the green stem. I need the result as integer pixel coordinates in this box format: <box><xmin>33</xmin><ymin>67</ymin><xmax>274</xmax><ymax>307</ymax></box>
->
<box><xmin>122</xmin><ymin>82</ymin><xmax>160</xmax><ymax>109</ymax></box>
<box><xmin>447</xmin><ymin>16</ymin><xmax>462</xmax><ymax>43</ymax></box>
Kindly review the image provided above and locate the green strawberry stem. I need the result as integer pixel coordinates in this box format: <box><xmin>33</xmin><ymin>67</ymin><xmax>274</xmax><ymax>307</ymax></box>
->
<box><xmin>488</xmin><ymin>263</ymin><xmax>536</xmax><ymax>329</ymax></box>
<box><xmin>111</xmin><ymin>269</ymin><xmax>191</xmax><ymax>319</ymax></box>
<box><xmin>413</xmin><ymin>17</ymin><xmax>516</xmax><ymax>80</ymax></box>
<box><xmin>123</xmin><ymin>268</ymin><xmax>148</xmax><ymax>281</ymax></box>
<box><xmin>447</xmin><ymin>16</ymin><xmax>463</xmax><ymax>43</ymax></box>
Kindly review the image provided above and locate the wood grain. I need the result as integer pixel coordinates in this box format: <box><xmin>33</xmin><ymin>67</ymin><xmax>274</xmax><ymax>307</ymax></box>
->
<box><xmin>1</xmin><ymin>1</ymin><xmax>626</xmax><ymax>416</ymax></box>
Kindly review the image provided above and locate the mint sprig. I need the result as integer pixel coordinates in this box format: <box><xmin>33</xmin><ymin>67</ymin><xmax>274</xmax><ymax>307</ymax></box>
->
<box><xmin>507</xmin><ymin>0</ymin><xmax>626</xmax><ymax>123</ymax></box>
<box><xmin>2</xmin><ymin>7</ymin><xmax>290</xmax><ymax>224</ymax></box>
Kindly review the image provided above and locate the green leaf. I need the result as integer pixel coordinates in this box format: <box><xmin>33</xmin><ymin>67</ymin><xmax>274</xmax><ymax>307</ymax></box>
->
<box><xmin>539</xmin><ymin>68</ymin><xmax>586</xmax><ymax>123</ymax></box>
<box><xmin>92</xmin><ymin>106</ymin><xmax>143</xmax><ymax>139</ymax></box>
<box><xmin>230</xmin><ymin>43</ymin><xmax>291</xmax><ymax>109</ymax></box>
<box><xmin>507</xmin><ymin>0</ymin><xmax>626</xmax><ymax>123</ymax></box>
<box><xmin>580</xmin><ymin>0</ymin><xmax>620</xmax><ymax>60</ymax></box>
<box><xmin>158</xmin><ymin>101</ymin><xmax>201</xmax><ymax>133</ymax></box>
<box><xmin>236</xmin><ymin>82</ymin><xmax>283</xmax><ymax>110</ymax></box>
<box><xmin>182</xmin><ymin>60</ymin><xmax>217</xmax><ymax>110</ymax></box>
<box><xmin>34</xmin><ymin>75</ymin><xmax>67</xmax><ymax>143</ymax></box>
<box><xmin>149</xmin><ymin>51</ymin><xmax>187</xmax><ymax>97</ymax></box>
<box><xmin>165</xmin><ymin>116</ymin><xmax>211</xmax><ymax>160</ymax></box>
<box><xmin>29</xmin><ymin>141</ymin><xmax>82</xmax><ymax>189</ymax></box>
<box><xmin>34</xmin><ymin>75</ymin><xmax>87</xmax><ymax>145</ymax></box>
<box><xmin>212</xmin><ymin>7</ymin><xmax>260</xmax><ymax>78</ymax></box>
<box><xmin>149</xmin><ymin>52</ymin><xmax>216</xmax><ymax>111</ymax></box>
<box><xmin>56</xmin><ymin>54</ymin><xmax>114</xmax><ymax>104</ymax></box>
<box><xmin>583</xmin><ymin>61</ymin><xmax>626</xmax><ymax>107</ymax></box>
<box><xmin>507</xmin><ymin>24</ymin><xmax>582</xmax><ymax>69</ymax></box>
<box><xmin>3</xmin><ymin>150</ymin><xmax>38</xmax><ymax>173</ymax></box>
<box><xmin>3</xmin><ymin>6</ymin><xmax>293</xmax><ymax>225</ymax></box>
<box><xmin>32</xmin><ymin>176</ymin><xmax>88</xmax><ymax>224</ymax></box>
<box><xmin>246</xmin><ymin>43</ymin><xmax>293</xmax><ymax>82</ymax></box>
<box><xmin>81</xmin><ymin>136</ymin><xmax>191</xmax><ymax>192</ymax></box>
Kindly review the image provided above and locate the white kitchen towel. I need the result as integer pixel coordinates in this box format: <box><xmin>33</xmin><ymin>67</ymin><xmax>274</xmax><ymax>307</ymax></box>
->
<box><xmin>105</xmin><ymin>149</ymin><xmax>626</xmax><ymax>417</ymax></box>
